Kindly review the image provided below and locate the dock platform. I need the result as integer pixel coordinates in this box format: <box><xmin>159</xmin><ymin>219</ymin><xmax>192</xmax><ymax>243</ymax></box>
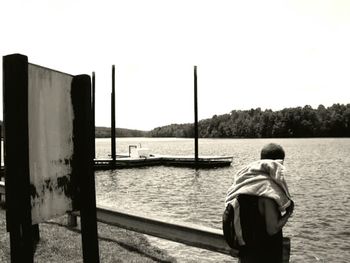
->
<box><xmin>0</xmin><ymin>155</ymin><xmax>233</xmax><ymax>177</ymax></box>
<box><xmin>94</xmin><ymin>155</ymin><xmax>233</xmax><ymax>170</ymax></box>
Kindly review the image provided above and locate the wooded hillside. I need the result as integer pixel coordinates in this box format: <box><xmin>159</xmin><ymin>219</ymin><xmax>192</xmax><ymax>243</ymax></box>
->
<box><xmin>1</xmin><ymin>103</ymin><xmax>349</xmax><ymax>138</ymax></box>
<box><xmin>95</xmin><ymin>127</ymin><xmax>147</xmax><ymax>138</ymax></box>
<box><xmin>148</xmin><ymin>104</ymin><xmax>350</xmax><ymax>138</ymax></box>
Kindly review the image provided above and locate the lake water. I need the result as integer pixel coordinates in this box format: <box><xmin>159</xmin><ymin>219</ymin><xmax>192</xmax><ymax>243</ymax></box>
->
<box><xmin>95</xmin><ymin>138</ymin><xmax>350</xmax><ymax>263</ymax></box>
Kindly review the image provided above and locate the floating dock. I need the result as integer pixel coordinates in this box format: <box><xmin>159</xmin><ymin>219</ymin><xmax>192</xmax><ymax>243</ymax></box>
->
<box><xmin>94</xmin><ymin>155</ymin><xmax>233</xmax><ymax>170</ymax></box>
<box><xmin>0</xmin><ymin>155</ymin><xmax>233</xmax><ymax>178</ymax></box>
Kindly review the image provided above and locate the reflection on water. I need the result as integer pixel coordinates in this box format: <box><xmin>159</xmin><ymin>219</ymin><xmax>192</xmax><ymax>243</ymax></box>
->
<box><xmin>95</xmin><ymin>138</ymin><xmax>350</xmax><ymax>263</ymax></box>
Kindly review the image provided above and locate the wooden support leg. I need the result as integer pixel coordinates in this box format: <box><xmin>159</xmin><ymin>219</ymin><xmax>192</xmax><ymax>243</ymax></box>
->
<box><xmin>67</xmin><ymin>213</ymin><xmax>78</xmax><ymax>227</ymax></box>
<box><xmin>32</xmin><ymin>224</ymin><xmax>40</xmax><ymax>243</ymax></box>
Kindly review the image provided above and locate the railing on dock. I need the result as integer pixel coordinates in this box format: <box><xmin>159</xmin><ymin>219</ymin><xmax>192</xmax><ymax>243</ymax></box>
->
<box><xmin>0</xmin><ymin>183</ymin><xmax>290</xmax><ymax>262</ymax></box>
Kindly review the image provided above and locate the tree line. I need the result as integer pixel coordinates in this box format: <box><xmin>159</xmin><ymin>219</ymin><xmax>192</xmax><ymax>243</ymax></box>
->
<box><xmin>95</xmin><ymin>127</ymin><xmax>147</xmax><ymax>138</ymax></box>
<box><xmin>1</xmin><ymin>103</ymin><xmax>349</xmax><ymax>138</ymax></box>
<box><xmin>148</xmin><ymin>104</ymin><xmax>350</xmax><ymax>138</ymax></box>
<box><xmin>0</xmin><ymin>122</ymin><xmax>147</xmax><ymax>139</ymax></box>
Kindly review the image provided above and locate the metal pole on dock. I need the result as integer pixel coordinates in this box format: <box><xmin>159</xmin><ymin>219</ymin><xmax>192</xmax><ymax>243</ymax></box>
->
<box><xmin>111</xmin><ymin>65</ymin><xmax>116</xmax><ymax>163</ymax></box>
<box><xmin>92</xmin><ymin>72</ymin><xmax>96</xmax><ymax>159</ymax></box>
<box><xmin>194</xmin><ymin>66</ymin><xmax>199</xmax><ymax>165</ymax></box>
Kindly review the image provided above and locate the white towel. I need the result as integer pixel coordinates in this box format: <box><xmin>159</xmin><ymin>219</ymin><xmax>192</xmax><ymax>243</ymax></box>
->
<box><xmin>225</xmin><ymin>159</ymin><xmax>293</xmax><ymax>245</ymax></box>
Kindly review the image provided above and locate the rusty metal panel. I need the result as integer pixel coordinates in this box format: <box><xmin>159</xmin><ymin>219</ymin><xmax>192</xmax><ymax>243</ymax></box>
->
<box><xmin>28</xmin><ymin>64</ymin><xmax>74</xmax><ymax>224</ymax></box>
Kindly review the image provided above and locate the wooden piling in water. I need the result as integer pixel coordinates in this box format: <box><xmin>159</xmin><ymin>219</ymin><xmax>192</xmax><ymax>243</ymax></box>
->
<box><xmin>111</xmin><ymin>65</ymin><xmax>116</xmax><ymax>163</ymax></box>
<box><xmin>194</xmin><ymin>66</ymin><xmax>199</xmax><ymax>166</ymax></box>
<box><xmin>92</xmin><ymin>72</ymin><xmax>96</xmax><ymax>159</ymax></box>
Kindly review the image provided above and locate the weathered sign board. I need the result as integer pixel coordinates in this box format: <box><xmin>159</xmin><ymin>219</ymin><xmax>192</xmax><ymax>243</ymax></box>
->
<box><xmin>28</xmin><ymin>64</ymin><xmax>74</xmax><ymax>224</ymax></box>
<box><xmin>3</xmin><ymin>54</ymin><xmax>99</xmax><ymax>262</ymax></box>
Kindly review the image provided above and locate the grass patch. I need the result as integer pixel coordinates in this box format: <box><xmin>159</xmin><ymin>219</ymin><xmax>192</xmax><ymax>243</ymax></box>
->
<box><xmin>0</xmin><ymin>209</ymin><xmax>176</xmax><ymax>263</ymax></box>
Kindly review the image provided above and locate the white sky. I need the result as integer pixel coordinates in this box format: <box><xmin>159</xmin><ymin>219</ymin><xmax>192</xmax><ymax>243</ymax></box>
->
<box><xmin>1</xmin><ymin>0</ymin><xmax>350</xmax><ymax>130</ymax></box>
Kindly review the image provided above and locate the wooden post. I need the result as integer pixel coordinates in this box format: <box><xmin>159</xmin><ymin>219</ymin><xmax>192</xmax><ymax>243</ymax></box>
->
<box><xmin>0</xmin><ymin>124</ymin><xmax>2</xmax><ymax>201</ymax></box>
<box><xmin>32</xmin><ymin>224</ymin><xmax>40</xmax><ymax>244</ymax></box>
<box><xmin>111</xmin><ymin>65</ymin><xmax>116</xmax><ymax>164</ymax></box>
<box><xmin>3</xmin><ymin>54</ymin><xmax>34</xmax><ymax>262</ymax></box>
<box><xmin>71</xmin><ymin>75</ymin><xmax>100</xmax><ymax>262</ymax></box>
<box><xmin>0</xmin><ymin>125</ymin><xmax>2</xmax><ymax>203</ymax></box>
<box><xmin>0</xmin><ymin>124</ymin><xmax>2</xmax><ymax>169</ymax></box>
<box><xmin>194</xmin><ymin>66</ymin><xmax>199</xmax><ymax>166</ymax></box>
<box><xmin>92</xmin><ymin>72</ymin><xmax>96</xmax><ymax>159</ymax></box>
<box><xmin>67</xmin><ymin>213</ymin><xmax>78</xmax><ymax>228</ymax></box>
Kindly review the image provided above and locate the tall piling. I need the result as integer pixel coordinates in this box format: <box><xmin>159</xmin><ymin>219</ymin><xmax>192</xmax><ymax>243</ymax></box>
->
<box><xmin>194</xmin><ymin>66</ymin><xmax>199</xmax><ymax>166</ymax></box>
<box><xmin>92</xmin><ymin>72</ymin><xmax>96</xmax><ymax>159</ymax></box>
<box><xmin>111</xmin><ymin>65</ymin><xmax>116</xmax><ymax>163</ymax></box>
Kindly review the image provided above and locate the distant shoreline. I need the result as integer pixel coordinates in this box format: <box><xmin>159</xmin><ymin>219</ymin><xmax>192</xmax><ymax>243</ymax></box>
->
<box><xmin>97</xmin><ymin>104</ymin><xmax>350</xmax><ymax>138</ymax></box>
<box><xmin>2</xmin><ymin>103</ymin><xmax>349</xmax><ymax>139</ymax></box>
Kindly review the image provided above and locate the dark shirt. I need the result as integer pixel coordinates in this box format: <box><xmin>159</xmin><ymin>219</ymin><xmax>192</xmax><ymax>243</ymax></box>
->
<box><xmin>238</xmin><ymin>194</ymin><xmax>283</xmax><ymax>263</ymax></box>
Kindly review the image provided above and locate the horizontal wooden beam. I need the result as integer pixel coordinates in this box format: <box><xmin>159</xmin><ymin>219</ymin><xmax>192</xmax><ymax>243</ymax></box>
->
<box><xmin>95</xmin><ymin>205</ymin><xmax>238</xmax><ymax>257</ymax></box>
<box><xmin>91</xmin><ymin>206</ymin><xmax>290</xmax><ymax>261</ymax></box>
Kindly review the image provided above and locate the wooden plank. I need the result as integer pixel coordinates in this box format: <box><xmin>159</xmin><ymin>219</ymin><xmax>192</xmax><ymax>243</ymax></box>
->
<box><xmin>94</xmin><ymin>205</ymin><xmax>237</xmax><ymax>256</ymax></box>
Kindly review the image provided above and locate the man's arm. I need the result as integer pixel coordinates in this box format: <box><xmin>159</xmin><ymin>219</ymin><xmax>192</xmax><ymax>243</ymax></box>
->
<box><xmin>259</xmin><ymin>197</ymin><xmax>293</xmax><ymax>236</ymax></box>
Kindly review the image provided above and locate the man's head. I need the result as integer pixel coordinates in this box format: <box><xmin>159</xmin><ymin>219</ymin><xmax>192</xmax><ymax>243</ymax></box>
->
<box><xmin>260</xmin><ymin>143</ymin><xmax>285</xmax><ymax>160</ymax></box>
